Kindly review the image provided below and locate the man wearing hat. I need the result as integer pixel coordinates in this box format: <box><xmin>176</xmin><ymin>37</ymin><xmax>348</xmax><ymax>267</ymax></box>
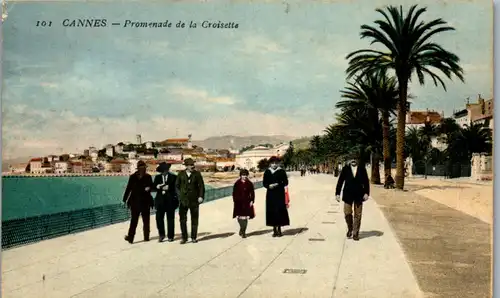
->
<box><xmin>153</xmin><ymin>161</ymin><xmax>179</xmax><ymax>242</ymax></box>
<box><xmin>175</xmin><ymin>158</ymin><xmax>205</xmax><ymax>244</ymax></box>
<box><xmin>122</xmin><ymin>160</ymin><xmax>154</xmax><ymax>244</ymax></box>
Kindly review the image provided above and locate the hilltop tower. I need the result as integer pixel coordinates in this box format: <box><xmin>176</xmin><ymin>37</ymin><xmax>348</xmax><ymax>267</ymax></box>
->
<box><xmin>136</xmin><ymin>134</ymin><xmax>142</xmax><ymax>145</ymax></box>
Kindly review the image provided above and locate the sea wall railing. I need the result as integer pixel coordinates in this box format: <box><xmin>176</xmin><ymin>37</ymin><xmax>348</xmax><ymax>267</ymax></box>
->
<box><xmin>2</xmin><ymin>180</ymin><xmax>264</xmax><ymax>249</ymax></box>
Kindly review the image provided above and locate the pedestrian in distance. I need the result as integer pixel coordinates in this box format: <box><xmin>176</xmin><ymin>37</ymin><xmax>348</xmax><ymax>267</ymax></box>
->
<box><xmin>263</xmin><ymin>156</ymin><xmax>290</xmax><ymax>237</ymax></box>
<box><xmin>123</xmin><ymin>160</ymin><xmax>154</xmax><ymax>244</ymax></box>
<box><xmin>152</xmin><ymin>162</ymin><xmax>179</xmax><ymax>243</ymax></box>
<box><xmin>232</xmin><ymin>169</ymin><xmax>255</xmax><ymax>238</ymax></box>
<box><xmin>175</xmin><ymin>158</ymin><xmax>205</xmax><ymax>244</ymax></box>
<box><xmin>335</xmin><ymin>158</ymin><xmax>370</xmax><ymax>241</ymax></box>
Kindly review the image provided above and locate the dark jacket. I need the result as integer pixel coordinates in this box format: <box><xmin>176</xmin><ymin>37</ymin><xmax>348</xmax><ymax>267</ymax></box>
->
<box><xmin>232</xmin><ymin>179</ymin><xmax>255</xmax><ymax>218</ymax></box>
<box><xmin>123</xmin><ymin>172</ymin><xmax>154</xmax><ymax>209</ymax></box>
<box><xmin>152</xmin><ymin>172</ymin><xmax>179</xmax><ymax>209</ymax></box>
<box><xmin>264</xmin><ymin>168</ymin><xmax>290</xmax><ymax>226</ymax></box>
<box><xmin>175</xmin><ymin>170</ymin><xmax>205</xmax><ymax>207</ymax></box>
<box><xmin>335</xmin><ymin>165</ymin><xmax>370</xmax><ymax>204</ymax></box>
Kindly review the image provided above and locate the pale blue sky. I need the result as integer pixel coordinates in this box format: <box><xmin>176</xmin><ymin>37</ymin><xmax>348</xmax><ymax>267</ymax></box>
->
<box><xmin>1</xmin><ymin>0</ymin><xmax>493</xmax><ymax>158</ymax></box>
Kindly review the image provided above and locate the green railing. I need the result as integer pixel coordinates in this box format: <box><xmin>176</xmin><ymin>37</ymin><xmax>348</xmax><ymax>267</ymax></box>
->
<box><xmin>2</xmin><ymin>181</ymin><xmax>263</xmax><ymax>249</ymax></box>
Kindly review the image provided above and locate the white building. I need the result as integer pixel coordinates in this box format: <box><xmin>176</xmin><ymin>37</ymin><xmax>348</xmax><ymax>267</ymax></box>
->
<box><xmin>452</xmin><ymin>109</ymin><xmax>470</xmax><ymax>128</ymax></box>
<box><xmin>128</xmin><ymin>159</ymin><xmax>138</xmax><ymax>173</ymax></box>
<box><xmin>235</xmin><ymin>143</ymin><xmax>290</xmax><ymax>170</ymax></box>
<box><xmin>145</xmin><ymin>141</ymin><xmax>153</xmax><ymax>149</ymax></box>
<box><xmin>29</xmin><ymin>158</ymin><xmax>43</xmax><ymax>174</ymax></box>
<box><xmin>105</xmin><ymin>144</ymin><xmax>114</xmax><ymax>157</ymax></box>
<box><xmin>115</xmin><ymin>144</ymin><xmax>124</xmax><ymax>154</ymax></box>
<box><xmin>89</xmin><ymin>147</ymin><xmax>98</xmax><ymax>162</ymax></box>
<box><xmin>128</xmin><ymin>151</ymin><xmax>137</xmax><ymax>159</ymax></box>
<box><xmin>54</xmin><ymin>161</ymin><xmax>71</xmax><ymax>174</ymax></box>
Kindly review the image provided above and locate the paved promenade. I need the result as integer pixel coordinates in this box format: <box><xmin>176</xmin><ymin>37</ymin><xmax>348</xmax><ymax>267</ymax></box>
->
<box><xmin>2</xmin><ymin>174</ymin><xmax>422</xmax><ymax>298</ymax></box>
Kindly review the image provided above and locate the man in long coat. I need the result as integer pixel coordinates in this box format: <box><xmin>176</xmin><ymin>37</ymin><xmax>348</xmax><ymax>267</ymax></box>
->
<box><xmin>175</xmin><ymin>158</ymin><xmax>205</xmax><ymax>244</ymax></box>
<box><xmin>153</xmin><ymin>162</ymin><xmax>178</xmax><ymax>242</ymax></box>
<box><xmin>123</xmin><ymin>160</ymin><xmax>154</xmax><ymax>244</ymax></box>
<box><xmin>335</xmin><ymin>158</ymin><xmax>370</xmax><ymax>241</ymax></box>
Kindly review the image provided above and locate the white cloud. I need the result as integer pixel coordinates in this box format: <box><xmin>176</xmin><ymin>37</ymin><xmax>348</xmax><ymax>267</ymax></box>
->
<box><xmin>169</xmin><ymin>84</ymin><xmax>237</xmax><ymax>105</ymax></box>
<box><xmin>2</xmin><ymin>106</ymin><xmax>326</xmax><ymax>159</ymax></box>
<box><xmin>238</xmin><ymin>35</ymin><xmax>289</xmax><ymax>55</ymax></box>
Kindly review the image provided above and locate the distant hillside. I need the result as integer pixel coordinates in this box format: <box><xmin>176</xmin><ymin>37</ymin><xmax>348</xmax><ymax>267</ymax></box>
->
<box><xmin>192</xmin><ymin>135</ymin><xmax>295</xmax><ymax>150</ymax></box>
<box><xmin>292</xmin><ymin>137</ymin><xmax>312</xmax><ymax>150</ymax></box>
<box><xmin>2</xmin><ymin>156</ymin><xmax>31</xmax><ymax>171</ymax></box>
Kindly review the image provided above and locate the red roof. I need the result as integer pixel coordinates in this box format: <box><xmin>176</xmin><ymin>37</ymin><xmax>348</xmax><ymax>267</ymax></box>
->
<box><xmin>407</xmin><ymin>111</ymin><xmax>442</xmax><ymax>125</ymax></box>
<box><xmin>30</xmin><ymin>158</ymin><xmax>43</xmax><ymax>162</ymax></box>
<box><xmin>167</xmin><ymin>138</ymin><xmax>189</xmax><ymax>142</ymax></box>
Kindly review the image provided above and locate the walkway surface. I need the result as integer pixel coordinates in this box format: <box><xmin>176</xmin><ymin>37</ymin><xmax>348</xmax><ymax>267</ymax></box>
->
<box><xmin>2</xmin><ymin>174</ymin><xmax>422</xmax><ymax>298</ymax></box>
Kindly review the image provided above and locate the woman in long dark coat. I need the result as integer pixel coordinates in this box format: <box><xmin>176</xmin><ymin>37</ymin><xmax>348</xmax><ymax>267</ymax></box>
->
<box><xmin>232</xmin><ymin>169</ymin><xmax>255</xmax><ymax>238</ymax></box>
<box><xmin>264</xmin><ymin>156</ymin><xmax>290</xmax><ymax>237</ymax></box>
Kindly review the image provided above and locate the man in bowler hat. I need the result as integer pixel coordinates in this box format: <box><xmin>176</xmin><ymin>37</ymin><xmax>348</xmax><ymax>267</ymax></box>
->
<box><xmin>123</xmin><ymin>160</ymin><xmax>154</xmax><ymax>243</ymax></box>
<box><xmin>335</xmin><ymin>158</ymin><xmax>370</xmax><ymax>241</ymax></box>
<box><xmin>175</xmin><ymin>158</ymin><xmax>205</xmax><ymax>244</ymax></box>
<box><xmin>153</xmin><ymin>161</ymin><xmax>179</xmax><ymax>242</ymax></box>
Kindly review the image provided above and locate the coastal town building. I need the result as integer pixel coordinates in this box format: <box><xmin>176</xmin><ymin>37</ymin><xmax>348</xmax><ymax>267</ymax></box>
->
<box><xmin>127</xmin><ymin>151</ymin><xmax>137</xmax><ymax>159</ymax></box>
<box><xmin>145</xmin><ymin>141</ymin><xmax>153</xmax><ymax>149</ymax></box>
<box><xmin>115</xmin><ymin>143</ymin><xmax>124</xmax><ymax>154</ymax></box>
<box><xmin>71</xmin><ymin>161</ymin><xmax>83</xmax><ymax>173</ymax></box>
<box><xmin>110</xmin><ymin>158</ymin><xmax>129</xmax><ymax>172</ymax></box>
<box><xmin>8</xmin><ymin>163</ymin><xmax>27</xmax><ymax>173</ymax></box>
<box><xmin>405</xmin><ymin>109</ymin><xmax>446</xmax><ymax>150</ymax></box>
<box><xmin>29</xmin><ymin>158</ymin><xmax>43</xmax><ymax>174</ymax></box>
<box><xmin>215</xmin><ymin>157</ymin><xmax>236</xmax><ymax>171</ymax></box>
<box><xmin>405</xmin><ymin>109</ymin><xmax>443</xmax><ymax>131</ymax></box>
<box><xmin>105</xmin><ymin>144</ymin><xmax>114</xmax><ymax>157</ymax></box>
<box><xmin>54</xmin><ymin>161</ymin><xmax>71</xmax><ymax>174</ymax></box>
<box><xmin>155</xmin><ymin>136</ymin><xmax>193</xmax><ymax>150</ymax></box>
<box><xmin>235</xmin><ymin>143</ymin><xmax>290</xmax><ymax>170</ymax></box>
<box><xmin>453</xmin><ymin>94</ymin><xmax>494</xmax><ymax>130</ymax></box>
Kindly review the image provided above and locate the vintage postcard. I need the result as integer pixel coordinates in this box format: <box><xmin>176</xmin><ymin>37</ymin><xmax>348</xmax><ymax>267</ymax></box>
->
<box><xmin>1</xmin><ymin>0</ymin><xmax>493</xmax><ymax>297</ymax></box>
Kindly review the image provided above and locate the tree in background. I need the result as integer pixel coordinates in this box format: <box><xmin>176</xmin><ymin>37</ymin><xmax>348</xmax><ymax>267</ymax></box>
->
<box><xmin>257</xmin><ymin>158</ymin><xmax>270</xmax><ymax>172</ymax></box>
<box><xmin>346</xmin><ymin>5</ymin><xmax>464</xmax><ymax>189</ymax></box>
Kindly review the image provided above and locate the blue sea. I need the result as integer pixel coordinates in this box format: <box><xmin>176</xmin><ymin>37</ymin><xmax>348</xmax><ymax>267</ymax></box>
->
<box><xmin>2</xmin><ymin>176</ymin><xmax>214</xmax><ymax>221</ymax></box>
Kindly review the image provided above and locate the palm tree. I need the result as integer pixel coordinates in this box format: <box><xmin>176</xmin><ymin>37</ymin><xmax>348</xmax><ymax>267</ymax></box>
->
<box><xmin>418</xmin><ymin>121</ymin><xmax>438</xmax><ymax>178</ymax></box>
<box><xmin>335</xmin><ymin>107</ymin><xmax>383</xmax><ymax>184</ymax></box>
<box><xmin>447</xmin><ymin>122</ymin><xmax>492</xmax><ymax>162</ymax></box>
<box><xmin>337</xmin><ymin>71</ymin><xmax>398</xmax><ymax>181</ymax></box>
<box><xmin>346</xmin><ymin>5</ymin><xmax>464</xmax><ymax>189</ymax></box>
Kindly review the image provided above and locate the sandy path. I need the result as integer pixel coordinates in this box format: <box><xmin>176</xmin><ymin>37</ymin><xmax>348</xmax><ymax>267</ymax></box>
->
<box><xmin>404</xmin><ymin>178</ymin><xmax>493</xmax><ymax>225</ymax></box>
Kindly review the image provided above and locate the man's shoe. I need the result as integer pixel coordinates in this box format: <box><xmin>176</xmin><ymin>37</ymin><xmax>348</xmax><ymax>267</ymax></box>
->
<box><xmin>353</xmin><ymin>233</ymin><xmax>359</xmax><ymax>241</ymax></box>
<box><xmin>159</xmin><ymin>236</ymin><xmax>165</xmax><ymax>243</ymax></box>
<box><xmin>346</xmin><ymin>230</ymin><xmax>353</xmax><ymax>238</ymax></box>
<box><xmin>180</xmin><ymin>239</ymin><xmax>187</xmax><ymax>244</ymax></box>
<box><xmin>124</xmin><ymin>235</ymin><xmax>133</xmax><ymax>244</ymax></box>
<box><xmin>191</xmin><ymin>239</ymin><xmax>198</xmax><ymax>243</ymax></box>
<box><xmin>167</xmin><ymin>238</ymin><xmax>174</xmax><ymax>242</ymax></box>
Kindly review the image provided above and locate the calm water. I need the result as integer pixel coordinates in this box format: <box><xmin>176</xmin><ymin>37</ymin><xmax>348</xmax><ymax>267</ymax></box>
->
<box><xmin>2</xmin><ymin>176</ymin><xmax>213</xmax><ymax>221</ymax></box>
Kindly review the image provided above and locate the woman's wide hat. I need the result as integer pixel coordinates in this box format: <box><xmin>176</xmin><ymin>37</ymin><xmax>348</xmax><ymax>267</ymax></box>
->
<box><xmin>268</xmin><ymin>156</ymin><xmax>280</xmax><ymax>163</ymax></box>
<box><xmin>156</xmin><ymin>162</ymin><xmax>171</xmax><ymax>172</ymax></box>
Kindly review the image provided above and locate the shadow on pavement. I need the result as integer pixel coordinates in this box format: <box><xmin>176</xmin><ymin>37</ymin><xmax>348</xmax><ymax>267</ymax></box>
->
<box><xmin>246</xmin><ymin>229</ymin><xmax>273</xmax><ymax>237</ymax></box>
<box><xmin>359</xmin><ymin>230</ymin><xmax>384</xmax><ymax>239</ymax></box>
<box><xmin>198</xmin><ymin>232</ymin><xmax>235</xmax><ymax>242</ymax></box>
<box><xmin>282</xmin><ymin>227</ymin><xmax>309</xmax><ymax>236</ymax></box>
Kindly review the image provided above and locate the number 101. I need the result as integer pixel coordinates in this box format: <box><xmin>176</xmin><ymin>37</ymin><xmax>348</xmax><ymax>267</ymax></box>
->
<box><xmin>36</xmin><ymin>21</ymin><xmax>52</xmax><ymax>27</ymax></box>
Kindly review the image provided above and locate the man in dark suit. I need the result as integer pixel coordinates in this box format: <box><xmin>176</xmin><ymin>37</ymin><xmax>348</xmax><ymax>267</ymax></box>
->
<box><xmin>153</xmin><ymin>162</ymin><xmax>179</xmax><ymax>242</ymax></box>
<box><xmin>175</xmin><ymin>158</ymin><xmax>205</xmax><ymax>244</ymax></box>
<box><xmin>335</xmin><ymin>158</ymin><xmax>370</xmax><ymax>241</ymax></box>
<box><xmin>123</xmin><ymin>160</ymin><xmax>154</xmax><ymax>244</ymax></box>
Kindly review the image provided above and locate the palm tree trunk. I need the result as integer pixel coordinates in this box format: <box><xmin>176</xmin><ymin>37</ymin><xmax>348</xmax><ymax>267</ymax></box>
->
<box><xmin>371</xmin><ymin>153</ymin><xmax>381</xmax><ymax>184</ymax></box>
<box><xmin>395</xmin><ymin>77</ymin><xmax>409</xmax><ymax>190</ymax></box>
<box><xmin>382</xmin><ymin>111</ymin><xmax>391</xmax><ymax>180</ymax></box>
